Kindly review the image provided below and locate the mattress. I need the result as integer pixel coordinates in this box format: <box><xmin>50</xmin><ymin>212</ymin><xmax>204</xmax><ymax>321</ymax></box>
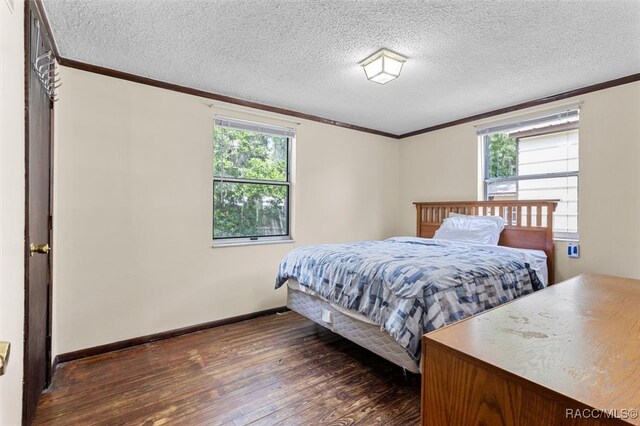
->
<box><xmin>278</xmin><ymin>237</ymin><xmax>548</xmax><ymax>373</ymax></box>
<box><xmin>287</xmin><ymin>279</ymin><xmax>420</xmax><ymax>373</ymax></box>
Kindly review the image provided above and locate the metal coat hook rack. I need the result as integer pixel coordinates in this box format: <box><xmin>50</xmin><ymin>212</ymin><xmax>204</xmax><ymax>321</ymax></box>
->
<box><xmin>32</xmin><ymin>21</ymin><xmax>60</xmax><ymax>102</ymax></box>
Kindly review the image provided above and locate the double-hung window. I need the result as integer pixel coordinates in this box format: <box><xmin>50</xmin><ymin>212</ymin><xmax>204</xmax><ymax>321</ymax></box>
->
<box><xmin>480</xmin><ymin>108</ymin><xmax>579</xmax><ymax>239</ymax></box>
<box><xmin>213</xmin><ymin>116</ymin><xmax>293</xmax><ymax>243</ymax></box>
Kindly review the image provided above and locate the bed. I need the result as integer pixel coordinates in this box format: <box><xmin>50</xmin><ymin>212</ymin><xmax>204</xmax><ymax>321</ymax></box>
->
<box><xmin>276</xmin><ymin>200</ymin><xmax>558</xmax><ymax>373</ymax></box>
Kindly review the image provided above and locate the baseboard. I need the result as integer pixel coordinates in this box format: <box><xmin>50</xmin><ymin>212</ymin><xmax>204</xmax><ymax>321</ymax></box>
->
<box><xmin>52</xmin><ymin>306</ymin><xmax>290</xmax><ymax>369</ymax></box>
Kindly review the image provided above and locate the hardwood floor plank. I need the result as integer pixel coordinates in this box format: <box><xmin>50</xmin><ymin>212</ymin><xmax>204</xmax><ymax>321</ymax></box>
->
<box><xmin>115</xmin><ymin>340</ymin><xmax>354</xmax><ymax>425</ymax></box>
<box><xmin>248</xmin><ymin>369</ymin><xmax>390</xmax><ymax>425</ymax></box>
<box><xmin>38</xmin><ymin>318</ymin><xmax>318</xmax><ymax>409</ymax></box>
<box><xmin>34</xmin><ymin>312</ymin><xmax>421</xmax><ymax>425</ymax></box>
<box><xmin>278</xmin><ymin>371</ymin><xmax>418</xmax><ymax>425</ymax></box>
<box><xmin>227</xmin><ymin>363</ymin><xmax>365</xmax><ymax>424</ymax></box>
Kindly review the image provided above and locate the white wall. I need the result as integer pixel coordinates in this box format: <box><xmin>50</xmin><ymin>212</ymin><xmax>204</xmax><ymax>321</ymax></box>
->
<box><xmin>52</xmin><ymin>67</ymin><xmax>399</xmax><ymax>355</ymax></box>
<box><xmin>399</xmin><ymin>82</ymin><xmax>640</xmax><ymax>282</ymax></box>
<box><xmin>0</xmin><ymin>0</ymin><xmax>25</xmax><ymax>424</ymax></box>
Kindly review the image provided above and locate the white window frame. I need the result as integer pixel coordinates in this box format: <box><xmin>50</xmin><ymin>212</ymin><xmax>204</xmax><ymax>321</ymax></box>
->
<box><xmin>212</xmin><ymin>116</ymin><xmax>293</xmax><ymax>245</ymax></box>
<box><xmin>480</xmin><ymin>109</ymin><xmax>580</xmax><ymax>240</ymax></box>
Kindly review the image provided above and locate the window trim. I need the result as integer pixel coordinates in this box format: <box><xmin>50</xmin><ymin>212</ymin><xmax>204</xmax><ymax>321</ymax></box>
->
<box><xmin>485</xmin><ymin>171</ymin><xmax>579</xmax><ymax>185</ymax></box>
<box><xmin>481</xmin><ymin>113</ymin><xmax>580</xmax><ymax>240</ymax></box>
<box><xmin>212</xmin><ymin>236</ymin><xmax>295</xmax><ymax>248</ymax></box>
<box><xmin>212</xmin><ymin>119</ymin><xmax>293</xmax><ymax>244</ymax></box>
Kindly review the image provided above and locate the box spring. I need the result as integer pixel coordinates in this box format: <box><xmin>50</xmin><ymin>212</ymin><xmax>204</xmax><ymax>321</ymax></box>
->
<box><xmin>287</xmin><ymin>281</ymin><xmax>420</xmax><ymax>373</ymax></box>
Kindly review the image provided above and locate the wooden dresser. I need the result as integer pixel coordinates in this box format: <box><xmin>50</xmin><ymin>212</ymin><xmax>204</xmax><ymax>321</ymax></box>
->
<box><xmin>422</xmin><ymin>273</ymin><xmax>640</xmax><ymax>426</ymax></box>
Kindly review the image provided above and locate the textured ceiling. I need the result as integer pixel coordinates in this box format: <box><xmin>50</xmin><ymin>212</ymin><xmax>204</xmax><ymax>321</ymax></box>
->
<box><xmin>42</xmin><ymin>0</ymin><xmax>640</xmax><ymax>135</ymax></box>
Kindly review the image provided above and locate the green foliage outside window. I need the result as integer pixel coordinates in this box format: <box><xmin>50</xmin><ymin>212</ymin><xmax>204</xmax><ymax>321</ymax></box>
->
<box><xmin>213</xmin><ymin>127</ymin><xmax>289</xmax><ymax>239</ymax></box>
<box><xmin>487</xmin><ymin>133</ymin><xmax>517</xmax><ymax>178</ymax></box>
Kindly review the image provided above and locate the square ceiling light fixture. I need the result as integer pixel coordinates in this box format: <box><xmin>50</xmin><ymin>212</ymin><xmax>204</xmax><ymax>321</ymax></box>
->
<box><xmin>360</xmin><ymin>49</ymin><xmax>407</xmax><ymax>84</ymax></box>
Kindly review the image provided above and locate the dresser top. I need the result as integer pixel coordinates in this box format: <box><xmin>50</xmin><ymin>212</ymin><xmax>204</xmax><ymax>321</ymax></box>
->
<box><xmin>425</xmin><ymin>273</ymin><xmax>640</xmax><ymax>416</ymax></box>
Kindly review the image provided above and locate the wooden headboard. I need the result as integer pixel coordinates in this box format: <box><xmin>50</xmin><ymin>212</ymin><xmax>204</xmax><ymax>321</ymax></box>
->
<box><xmin>414</xmin><ymin>200</ymin><xmax>559</xmax><ymax>284</ymax></box>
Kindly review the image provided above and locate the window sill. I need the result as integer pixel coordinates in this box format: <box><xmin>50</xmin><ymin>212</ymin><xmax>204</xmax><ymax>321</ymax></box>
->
<box><xmin>212</xmin><ymin>239</ymin><xmax>295</xmax><ymax>248</ymax></box>
<box><xmin>553</xmin><ymin>237</ymin><xmax>580</xmax><ymax>243</ymax></box>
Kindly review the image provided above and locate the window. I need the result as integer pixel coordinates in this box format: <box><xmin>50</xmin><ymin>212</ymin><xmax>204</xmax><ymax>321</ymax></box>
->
<box><xmin>213</xmin><ymin>117</ymin><xmax>293</xmax><ymax>243</ymax></box>
<box><xmin>480</xmin><ymin>108</ymin><xmax>579</xmax><ymax>239</ymax></box>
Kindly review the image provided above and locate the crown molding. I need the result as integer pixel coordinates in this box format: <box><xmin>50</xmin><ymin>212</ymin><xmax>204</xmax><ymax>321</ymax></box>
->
<box><xmin>56</xmin><ymin>57</ymin><xmax>399</xmax><ymax>139</ymax></box>
<box><xmin>399</xmin><ymin>73</ymin><xmax>640</xmax><ymax>139</ymax></box>
<box><xmin>33</xmin><ymin>0</ymin><xmax>640</xmax><ymax>140</ymax></box>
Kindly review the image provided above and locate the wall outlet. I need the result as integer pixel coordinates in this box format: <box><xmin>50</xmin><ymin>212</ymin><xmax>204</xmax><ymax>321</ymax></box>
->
<box><xmin>567</xmin><ymin>243</ymin><xmax>580</xmax><ymax>258</ymax></box>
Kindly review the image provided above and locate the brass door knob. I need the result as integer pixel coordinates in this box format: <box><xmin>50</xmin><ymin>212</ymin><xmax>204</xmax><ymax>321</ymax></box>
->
<box><xmin>29</xmin><ymin>243</ymin><xmax>50</xmax><ymax>256</ymax></box>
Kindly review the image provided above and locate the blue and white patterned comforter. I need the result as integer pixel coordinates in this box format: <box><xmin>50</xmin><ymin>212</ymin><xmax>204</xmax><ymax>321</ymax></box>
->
<box><xmin>275</xmin><ymin>237</ymin><xmax>544</xmax><ymax>363</ymax></box>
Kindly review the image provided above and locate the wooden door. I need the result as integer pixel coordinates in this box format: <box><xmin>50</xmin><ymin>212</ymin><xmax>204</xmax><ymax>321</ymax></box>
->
<box><xmin>24</xmin><ymin>5</ymin><xmax>54</xmax><ymax>425</ymax></box>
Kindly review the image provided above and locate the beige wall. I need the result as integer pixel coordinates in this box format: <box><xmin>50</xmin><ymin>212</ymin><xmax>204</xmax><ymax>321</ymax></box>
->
<box><xmin>0</xmin><ymin>0</ymin><xmax>25</xmax><ymax>424</ymax></box>
<box><xmin>52</xmin><ymin>67</ymin><xmax>399</xmax><ymax>355</ymax></box>
<box><xmin>399</xmin><ymin>82</ymin><xmax>640</xmax><ymax>282</ymax></box>
<box><xmin>53</xmin><ymin>65</ymin><xmax>639</xmax><ymax>356</ymax></box>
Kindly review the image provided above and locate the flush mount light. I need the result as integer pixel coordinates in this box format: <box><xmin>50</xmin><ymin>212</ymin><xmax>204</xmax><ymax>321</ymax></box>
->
<box><xmin>360</xmin><ymin>48</ymin><xmax>407</xmax><ymax>84</ymax></box>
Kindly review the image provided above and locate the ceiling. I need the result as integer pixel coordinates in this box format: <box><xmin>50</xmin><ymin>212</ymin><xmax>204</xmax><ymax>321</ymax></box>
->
<box><xmin>41</xmin><ymin>0</ymin><xmax>640</xmax><ymax>136</ymax></box>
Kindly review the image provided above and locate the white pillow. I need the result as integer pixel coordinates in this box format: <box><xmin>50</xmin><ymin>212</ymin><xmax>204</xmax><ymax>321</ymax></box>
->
<box><xmin>433</xmin><ymin>228</ymin><xmax>502</xmax><ymax>245</ymax></box>
<box><xmin>434</xmin><ymin>213</ymin><xmax>505</xmax><ymax>245</ymax></box>
<box><xmin>446</xmin><ymin>212</ymin><xmax>505</xmax><ymax>231</ymax></box>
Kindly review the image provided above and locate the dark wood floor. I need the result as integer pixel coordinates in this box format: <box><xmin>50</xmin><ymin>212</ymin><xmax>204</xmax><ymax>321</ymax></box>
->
<box><xmin>34</xmin><ymin>311</ymin><xmax>420</xmax><ymax>425</ymax></box>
